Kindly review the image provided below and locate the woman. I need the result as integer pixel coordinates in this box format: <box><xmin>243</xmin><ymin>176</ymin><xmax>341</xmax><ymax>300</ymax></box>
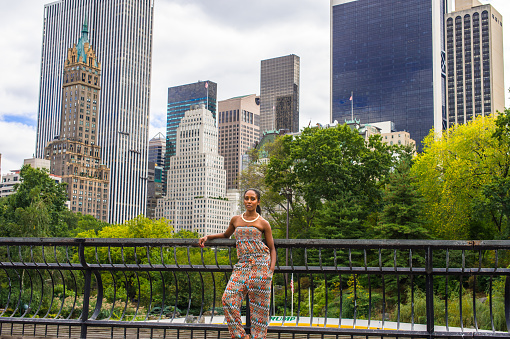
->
<box><xmin>198</xmin><ymin>188</ymin><xmax>276</xmax><ymax>339</ymax></box>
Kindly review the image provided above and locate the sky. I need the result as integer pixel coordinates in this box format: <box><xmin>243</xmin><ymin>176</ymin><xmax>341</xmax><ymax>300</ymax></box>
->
<box><xmin>0</xmin><ymin>0</ymin><xmax>509</xmax><ymax>174</ymax></box>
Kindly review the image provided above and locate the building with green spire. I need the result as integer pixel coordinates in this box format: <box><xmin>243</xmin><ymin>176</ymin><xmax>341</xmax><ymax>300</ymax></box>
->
<box><xmin>44</xmin><ymin>18</ymin><xmax>110</xmax><ymax>221</ymax></box>
<box><xmin>36</xmin><ymin>0</ymin><xmax>154</xmax><ymax>223</ymax></box>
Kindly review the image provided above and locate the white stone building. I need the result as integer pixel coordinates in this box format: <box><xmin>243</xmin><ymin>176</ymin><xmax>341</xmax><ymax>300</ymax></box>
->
<box><xmin>0</xmin><ymin>158</ymin><xmax>62</xmax><ymax>198</ymax></box>
<box><xmin>156</xmin><ymin>105</ymin><xmax>233</xmax><ymax>235</ymax></box>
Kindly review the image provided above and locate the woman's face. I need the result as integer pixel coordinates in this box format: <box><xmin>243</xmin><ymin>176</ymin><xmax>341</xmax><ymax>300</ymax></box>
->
<box><xmin>244</xmin><ymin>190</ymin><xmax>259</xmax><ymax>212</ymax></box>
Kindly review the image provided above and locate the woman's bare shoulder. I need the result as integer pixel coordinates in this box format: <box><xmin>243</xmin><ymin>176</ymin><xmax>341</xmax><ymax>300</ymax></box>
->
<box><xmin>259</xmin><ymin>216</ymin><xmax>271</xmax><ymax>229</ymax></box>
<box><xmin>230</xmin><ymin>214</ymin><xmax>242</xmax><ymax>225</ymax></box>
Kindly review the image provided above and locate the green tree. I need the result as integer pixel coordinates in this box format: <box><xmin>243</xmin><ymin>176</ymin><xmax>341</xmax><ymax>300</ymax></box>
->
<box><xmin>375</xmin><ymin>148</ymin><xmax>429</xmax><ymax>240</ymax></box>
<box><xmin>265</xmin><ymin>124</ymin><xmax>396</xmax><ymax>239</ymax></box>
<box><xmin>0</xmin><ymin>165</ymin><xmax>68</xmax><ymax>237</ymax></box>
<box><xmin>412</xmin><ymin>114</ymin><xmax>510</xmax><ymax>239</ymax></box>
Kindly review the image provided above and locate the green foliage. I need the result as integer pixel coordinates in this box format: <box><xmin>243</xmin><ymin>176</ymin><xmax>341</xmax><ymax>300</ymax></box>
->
<box><xmin>0</xmin><ymin>165</ymin><xmax>69</xmax><ymax>237</ymax></box>
<box><xmin>266</xmin><ymin>125</ymin><xmax>394</xmax><ymax>212</ymax></box>
<box><xmin>375</xmin><ymin>149</ymin><xmax>429</xmax><ymax>240</ymax></box>
<box><xmin>412</xmin><ymin>114</ymin><xmax>510</xmax><ymax>239</ymax></box>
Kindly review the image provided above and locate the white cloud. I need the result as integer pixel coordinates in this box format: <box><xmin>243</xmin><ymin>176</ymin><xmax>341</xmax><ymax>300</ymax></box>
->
<box><xmin>0</xmin><ymin>121</ymin><xmax>36</xmax><ymax>174</ymax></box>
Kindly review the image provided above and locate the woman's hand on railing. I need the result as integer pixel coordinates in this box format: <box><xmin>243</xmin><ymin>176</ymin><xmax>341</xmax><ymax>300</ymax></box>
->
<box><xmin>198</xmin><ymin>235</ymin><xmax>208</xmax><ymax>248</ymax></box>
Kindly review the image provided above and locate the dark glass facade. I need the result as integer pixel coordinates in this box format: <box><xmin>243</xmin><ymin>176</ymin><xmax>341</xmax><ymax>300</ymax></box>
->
<box><xmin>331</xmin><ymin>0</ymin><xmax>445</xmax><ymax>150</ymax></box>
<box><xmin>164</xmin><ymin>81</ymin><xmax>217</xmax><ymax>193</ymax></box>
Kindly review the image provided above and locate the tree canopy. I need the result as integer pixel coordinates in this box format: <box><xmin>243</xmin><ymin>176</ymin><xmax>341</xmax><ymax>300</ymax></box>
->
<box><xmin>412</xmin><ymin>111</ymin><xmax>510</xmax><ymax>239</ymax></box>
<box><xmin>0</xmin><ymin>165</ymin><xmax>69</xmax><ymax>237</ymax></box>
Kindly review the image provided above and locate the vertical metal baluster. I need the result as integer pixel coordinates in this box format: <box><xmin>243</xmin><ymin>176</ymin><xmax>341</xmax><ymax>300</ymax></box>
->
<box><xmin>473</xmin><ymin>273</ymin><xmax>478</xmax><ymax>331</ymax></box>
<box><xmin>353</xmin><ymin>272</ymin><xmax>357</xmax><ymax>329</ymax></box>
<box><xmin>31</xmin><ymin>246</ymin><xmax>44</xmax><ymax>328</ymax></box>
<box><xmin>105</xmin><ymin>246</ymin><xmax>116</xmax><ymax>321</ymax></box>
<box><xmin>365</xmin><ymin>249</ymin><xmax>371</xmax><ymax>329</ymax></box>
<box><xmin>78</xmin><ymin>241</ymin><xmax>91</xmax><ymax>339</ymax></box>
<box><xmin>3</xmin><ymin>246</ymin><xmax>14</xmax><ymax>317</ymax></box>
<box><xmin>473</xmin><ymin>250</ymin><xmax>481</xmax><ymax>331</ymax></box>
<box><xmin>65</xmin><ymin>246</ymin><xmax>78</xmax><ymax>321</ymax></box>
<box><xmin>491</xmin><ymin>249</ymin><xmax>498</xmax><ymax>332</ymax></box>
<box><xmin>425</xmin><ymin>247</ymin><xmax>434</xmax><ymax>337</ymax></box>
<box><xmin>338</xmin><ymin>273</ymin><xmax>343</xmax><ymax>328</ymax></box>
<box><xmin>202</xmin><ymin>246</ymin><xmax>216</xmax><ymax>324</ymax></box>
<box><xmin>171</xmin><ymin>246</ymin><xmax>180</xmax><ymax>322</ymax></box>
<box><xmin>184</xmin><ymin>246</ymin><xmax>192</xmax><ymax>319</ymax></box>
<box><xmin>377</xmin><ymin>248</ymin><xmax>382</xmax><ymax>329</ymax></box>
<box><xmin>133</xmin><ymin>247</ymin><xmax>142</xmax><ymax>321</ymax></box>
<box><xmin>196</xmin><ymin>249</ymin><xmax>205</xmax><ymax>320</ymax></box>
<box><xmin>460</xmin><ymin>250</ymin><xmax>465</xmax><ymax>331</ymax></box>
<box><xmin>318</xmin><ymin>248</ymin><xmax>327</xmax><ymax>325</ymax></box>
<box><xmin>309</xmin><ymin>270</ymin><xmax>314</xmax><ymax>327</ymax></box>
<box><xmin>410</xmin><ymin>249</ymin><xmax>414</xmax><ymax>330</ymax></box>
<box><xmin>489</xmin><ymin>274</ymin><xmax>495</xmax><ymax>332</ymax></box>
<box><xmin>42</xmin><ymin>245</ymin><xmax>56</xmax><ymax>320</ymax></box>
<box><xmin>119</xmin><ymin>246</ymin><xmax>129</xmax><ymax>321</ymax></box>
<box><xmin>159</xmin><ymin>246</ymin><xmax>167</xmax><ymax>321</ymax></box>
<box><xmin>282</xmin><ymin>248</ymin><xmax>289</xmax><ymax>327</ymax></box>
<box><xmin>445</xmin><ymin>249</ymin><xmax>449</xmax><ymax>331</ymax></box>
<box><xmin>296</xmin><ymin>271</ymin><xmax>301</xmax><ymax>326</ymax></box>
<box><xmin>324</xmin><ymin>270</ymin><xmax>328</xmax><ymax>328</ymax></box>
<box><xmin>146</xmin><ymin>270</ymin><xmax>154</xmax><ymax>322</ymax></box>
<box><xmin>290</xmin><ymin>247</ymin><xmax>295</xmax><ymax>324</ymax></box>
<box><xmin>397</xmin><ymin>270</ymin><xmax>401</xmax><ymax>330</ymax></box>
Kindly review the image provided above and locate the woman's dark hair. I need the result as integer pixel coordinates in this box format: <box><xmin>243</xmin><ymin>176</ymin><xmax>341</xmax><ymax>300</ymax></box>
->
<box><xmin>244</xmin><ymin>188</ymin><xmax>262</xmax><ymax>214</ymax></box>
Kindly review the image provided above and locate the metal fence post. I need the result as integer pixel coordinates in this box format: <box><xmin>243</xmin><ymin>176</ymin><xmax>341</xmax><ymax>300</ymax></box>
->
<box><xmin>505</xmin><ymin>275</ymin><xmax>510</xmax><ymax>332</ymax></box>
<box><xmin>78</xmin><ymin>241</ymin><xmax>91</xmax><ymax>339</ymax></box>
<box><xmin>425</xmin><ymin>246</ymin><xmax>434</xmax><ymax>338</ymax></box>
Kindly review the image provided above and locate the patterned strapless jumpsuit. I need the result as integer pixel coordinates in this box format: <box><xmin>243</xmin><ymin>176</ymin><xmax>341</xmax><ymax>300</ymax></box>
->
<box><xmin>222</xmin><ymin>226</ymin><xmax>273</xmax><ymax>339</ymax></box>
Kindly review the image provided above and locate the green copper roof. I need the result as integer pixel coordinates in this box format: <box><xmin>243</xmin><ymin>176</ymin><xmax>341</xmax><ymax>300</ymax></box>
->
<box><xmin>76</xmin><ymin>14</ymin><xmax>97</xmax><ymax>67</ymax></box>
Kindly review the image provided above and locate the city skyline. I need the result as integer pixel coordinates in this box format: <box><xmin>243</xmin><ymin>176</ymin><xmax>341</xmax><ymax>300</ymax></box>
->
<box><xmin>1</xmin><ymin>0</ymin><xmax>509</xmax><ymax>173</ymax></box>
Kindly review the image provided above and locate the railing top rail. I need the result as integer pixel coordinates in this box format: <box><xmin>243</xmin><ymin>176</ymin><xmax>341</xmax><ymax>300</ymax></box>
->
<box><xmin>0</xmin><ymin>237</ymin><xmax>510</xmax><ymax>249</ymax></box>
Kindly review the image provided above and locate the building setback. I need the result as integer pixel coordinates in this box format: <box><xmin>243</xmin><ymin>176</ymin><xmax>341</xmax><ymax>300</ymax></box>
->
<box><xmin>330</xmin><ymin>0</ymin><xmax>449</xmax><ymax>151</ymax></box>
<box><xmin>446</xmin><ymin>0</ymin><xmax>505</xmax><ymax>127</ymax></box>
<box><xmin>260</xmin><ymin>55</ymin><xmax>300</xmax><ymax>134</ymax></box>
<box><xmin>35</xmin><ymin>0</ymin><xmax>154</xmax><ymax>223</ymax></box>
<box><xmin>44</xmin><ymin>21</ymin><xmax>110</xmax><ymax>221</ymax></box>
<box><xmin>165</xmin><ymin>81</ymin><xmax>217</xmax><ymax>193</ymax></box>
<box><xmin>218</xmin><ymin>95</ymin><xmax>260</xmax><ymax>190</ymax></box>
<box><xmin>156</xmin><ymin>105</ymin><xmax>232</xmax><ymax>236</ymax></box>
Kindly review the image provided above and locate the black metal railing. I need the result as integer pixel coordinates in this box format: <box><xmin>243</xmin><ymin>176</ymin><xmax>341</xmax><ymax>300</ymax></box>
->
<box><xmin>1</xmin><ymin>238</ymin><xmax>510</xmax><ymax>338</ymax></box>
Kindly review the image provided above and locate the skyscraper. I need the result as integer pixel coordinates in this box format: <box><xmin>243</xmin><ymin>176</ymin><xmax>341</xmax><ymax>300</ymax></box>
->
<box><xmin>35</xmin><ymin>0</ymin><xmax>154</xmax><ymax>223</ymax></box>
<box><xmin>44</xmin><ymin>21</ymin><xmax>110</xmax><ymax>220</ymax></box>
<box><xmin>156</xmin><ymin>105</ymin><xmax>232</xmax><ymax>235</ymax></box>
<box><xmin>446</xmin><ymin>0</ymin><xmax>505</xmax><ymax>127</ymax></box>
<box><xmin>164</xmin><ymin>81</ymin><xmax>217</xmax><ymax>192</ymax></box>
<box><xmin>260</xmin><ymin>55</ymin><xmax>300</xmax><ymax>134</ymax></box>
<box><xmin>218</xmin><ymin>94</ymin><xmax>260</xmax><ymax>190</ymax></box>
<box><xmin>149</xmin><ymin>132</ymin><xmax>166</xmax><ymax>167</ymax></box>
<box><xmin>330</xmin><ymin>0</ymin><xmax>449</xmax><ymax>150</ymax></box>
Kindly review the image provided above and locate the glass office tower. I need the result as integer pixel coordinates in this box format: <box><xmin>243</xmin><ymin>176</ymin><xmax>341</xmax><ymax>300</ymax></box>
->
<box><xmin>260</xmin><ymin>55</ymin><xmax>300</xmax><ymax>134</ymax></box>
<box><xmin>36</xmin><ymin>0</ymin><xmax>154</xmax><ymax>223</ymax></box>
<box><xmin>164</xmin><ymin>81</ymin><xmax>217</xmax><ymax>192</ymax></box>
<box><xmin>331</xmin><ymin>0</ymin><xmax>449</xmax><ymax>151</ymax></box>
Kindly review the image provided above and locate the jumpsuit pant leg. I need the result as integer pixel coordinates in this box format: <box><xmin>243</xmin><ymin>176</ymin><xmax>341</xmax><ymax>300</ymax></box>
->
<box><xmin>223</xmin><ymin>264</ymin><xmax>249</xmax><ymax>339</ymax></box>
<box><xmin>247</xmin><ymin>263</ymin><xmax>273</xmax><ymax>339</ymax></box>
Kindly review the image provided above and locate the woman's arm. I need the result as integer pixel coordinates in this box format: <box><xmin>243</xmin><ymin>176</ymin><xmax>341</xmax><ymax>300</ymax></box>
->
<box><xmin>198</xmin><ymin>216</ymin><xmax>236</xmax><ymax>247</ymax></box>
<box><xmin>262</xmin><ymin>220</ymin><xmax>277</xmax><ymax>272</ymax></box>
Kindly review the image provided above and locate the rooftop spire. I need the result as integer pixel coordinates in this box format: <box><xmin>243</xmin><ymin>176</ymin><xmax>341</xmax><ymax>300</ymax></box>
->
<box><xmin>82</xmin><ymin>13</ymin><xmax>89</xmax><ymax>35</ymax></box>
